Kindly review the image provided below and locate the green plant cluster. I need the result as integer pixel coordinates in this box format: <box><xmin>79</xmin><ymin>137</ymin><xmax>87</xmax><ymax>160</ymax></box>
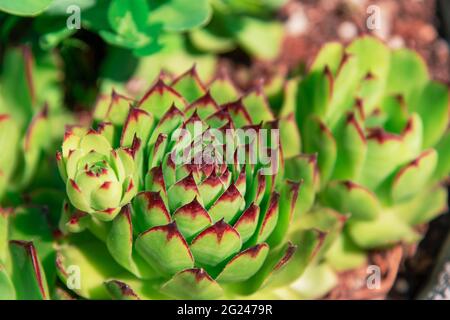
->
<box><xmin>0</xmin><ymin>22</ymin><xmax>448</xmax><ymax>299</ymax></box>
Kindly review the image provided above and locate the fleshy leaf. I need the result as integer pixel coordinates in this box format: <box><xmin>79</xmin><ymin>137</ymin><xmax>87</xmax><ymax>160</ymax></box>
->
<box><xmin>390</xmin><ymin>149</ymin><xmax>437</xmax><ymax>202</ymax></box>
<box><xmin>325</xmin><ymin>233</ymin><xmax>367</xmax><ymax>271</ymax></box>
<box><xmin>105</xmin><ymin>280</ymin><xmax>140</xmax><ymax>300</ymax></box>
<box><xmin>267</xmin><ymin>180</ymin><xmax>300</xmax><ymax>247</ymax></box>
<box><xmin>279</xmin><ymin>114</ymin><xmax>301</xmax><ymax>158</ymax></box>
<box><xmin>190</xmin><ymin>220</ymin><xmax>241</xmax><ymax>268</ymax></box>
<box><xmin>172</xmin><ymin>198</ymin><xmax>212</xmax><ymax>241</ymax></box>
<box><xmin>161</xmin><ymin>268</ymin><xmax>222</xmax><ymax>300</ymax></box>
<box><xmin>412</xmin><ymin>81</ymin><xmax>449</xmax><ymax>148</ymax></box>
<box><xmin>284</xmin><ymin>154</ymin><xmax>319</xmax><ymax>217</ymax></box>
<box><xmin>209</xmin><ymin>72</ymin><xmax>240</xmax><ymax>105</ymax></box>
<box><xmin>121</xmin><ymin>108</ymin><xmax>153</xmax><ymax>147</ymax></box>
<box><xmin>385</xmin><ymin>49</ymin><xmax>428</xmax><ymax>106</ymax></box>
<box><xmin>233</xmin><ymin>203</ymin><xmax>260</xmax><ymax>244</ymax></box>
<box><xmin>242</xmin><ymin>86</ymin><xmax>274</xmax><ymax>124</ymax></box>
<box><xmin>347</xmin><ymin>213</ymin><xmax>420</xmax><ymax>249</ymax></box>
<box><xmin>0</xmin><ymin>265</ymin><xmax>15</xmax><ymax>300</ymax></box>
<box><xmin>332</xmin><ymin>112</ymin><xmax>367</xmax><ymax>181</ymax></box>
<box><xmin>296</xmin><ymin>66</ymin><xmax>332</xmax><ymax>131</ymax></box>
<box><xmin>9</xmin><ymin>241</ymin><xmax>49</xmax><ymax>300</ymax></box>
<box><xmin>217</xmin><ymin>243</ymin><xmax>269</xmax><ymax>283</ymax></box>
<box><xmin>253</xmin><ymin>193</ymin><xmax>280</xmax><ymax>244</ymax></box>
<box><xmin>107</xmin><ymin>205</ymin><xmax>157</xmax><ymax>278</ymax></box>
<box><xmin>135</xmin><ymin>222</ymin><xmax>194</xmax><ymax>275</ymax></box>
<box><xmin>358</xmin><ymin>129</ymin><xmax>408</xmax><ymax>190</ymax></box>
<box><xmin>302</xmin><ymin>117</ymin><xmax>337</xmax><ymax>188</ymax></box>
<box><xmin>171</xmin><ymin>66</ymin><xmax>206</xmax><ymax>103</ymax></box>
<box><xmin>321</xmin><ymin>180</ymin><xmax>380</xmax><ymax>221</ymax></box>
<box><xmin>131</xmin><ymin>192</ymin><xmax>170</xmax><ymax>234</ymax></box>
<box><xmin>0</xmin><ymin>0</ymin><xmax>52</xmax><ymax>16</ymax></box>
<box><xmin>138</xmin><ymin>78</ymin><xmax>186</xmax><ymax>119</ymax></box>
<box><xmin>167</xmin><ymin>173</ymin><xmax>202</xmax><ymax>213</ymax></box>
<box><xmin>310</xmin><ymin>42</ymin><xmax>344</xmax><ymax>75</ymax></box>
<box><xmin>394</xmin><ymin>185</ymin><xmax>448</xmax><ymax>225</ymax></box>
<box><xmin>433</xmin><ymin>130</ymin><xmax>450</xmax><ymax>182</ymax></box>
<box><xmin>208</xmin><ymin>184</ymin><xmax>244</xmax><ymax>223</ymax></box>
<box><xmin>185</xmin><ymin>91</ymin><xmax>220</xmax><ymax>120</ymax></box>
<box><xmin>198</xmin><ymin>173</ymin><xmax>225</xmax><ymax>209</ymax></box>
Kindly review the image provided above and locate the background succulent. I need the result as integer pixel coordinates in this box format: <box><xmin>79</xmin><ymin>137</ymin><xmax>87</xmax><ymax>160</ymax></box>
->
<box><xmin>0</xmin><ymin>202</ymin><xmax>69</xmax><ymax>300</ymax></box>
<box><xmin>0</xmin><ymin>46</ymin><xmax>74</xmax><ymax>203</ymax></box>
<box><xmin>0</xmin><ymin>0</ymin><xmax>285</xmax><ymax>59</ymax></box>
<box><xmin>0</xmin><ymin>45</ymin><xmax>76</xmax><ymax>300</ymax></box>
<box><xmin>269</xmin><ymin>36</ymin><xmax>450</xmax><ymax>298</ymax></box>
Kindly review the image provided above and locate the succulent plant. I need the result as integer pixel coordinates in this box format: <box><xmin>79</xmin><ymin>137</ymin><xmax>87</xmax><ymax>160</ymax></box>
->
<box><xmin>0</xmin><ymin>46</ymin><xmax>77</xmax><ymax>300</ymax></box>
<box><xmin>189</xmin><ymin>0</ymin><xmax>287</xmax><ymax>60</ymax></box>
<box><xmin>53</xmin><ymin>67</ymin><xmax>332</xmax><ymax>300</ymax></box>
<box><xmin>56</xmin><ymin>126</ymin><xmax>139</xmax><ymax>221</ymax></box>
<box><xmin>0</xmin><ymin>205</ymin><xmax>58</xmax><ymax>300</ymax></box>
<box><xmin>273</xmin><ymin>36</ymin><xmax>449</xmax><ymax>293</ymax></box>
<box><xmin>0</xmin><ymin>46</ymin><xmax>73</xmax><ymax>204</ymax></box>
<box><xmin>0</xmin><ymin>0</ymin><xmax>285</xmax><ymax>60</ymax></box>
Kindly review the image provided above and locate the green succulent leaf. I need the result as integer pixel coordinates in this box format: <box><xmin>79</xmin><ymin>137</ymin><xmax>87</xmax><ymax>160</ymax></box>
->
<box><xmin>412</xmin><ymin>81</ymin><xmax>449</xmax><ymax>148</ymax></box>
<box><xmin>104</xmin><ymin>279</ymin><xmax>140</xmax><ymax>300</ymax></box>
<box><xmin>321</xmin><ymin>180</ymin><xmax>380</xmax><ymax>221</ymax></box>
<box><xmin>433</xmin><ymin>130</ymin><xmax>450</xmax><ymax>182</ymax></box>
<box><xmin>190</xmin><ymin>220</ymin><xmax>241</xmax><ymax>269</ymax></box>
<box><xmin>347</xmin><ymin>213</ymin><xmax>420</xmax><ymax>249</ymax></box>
<box><xmin>385</xmin><ymin>49</ymin><xmax>429</xmax><ymax>106</ymax></box>
<box><xmin>217</xmin><ymin>243</ymin><xmax>269</xmax><ymax>283</ymax></box>
<box><xmin>296</xmin><ymin>67</ymin><xmax>332</xmax><ymax>131</ymax></box>
<box><xmin>284</xmin><ymin>155</ymin><xmax>319</xmax><ymax>217</ymax></box>
<box><xmin>171</xmin><ymin>67</ymin><xmax>207</xmax><ymax>103</ymax></box>
<box><xmin>135</xmin><ymin>222</ymin><xmax>194</xmax><ymax>276</ymax></box>
<box><xmin>332</xmin><ymin>112</ymin><xmax>367</xmax><ymax>181</ymax></box>
<box><xmin>232</xmin><ymin>17</ymin><xmax>283</xmax><ymax>61</ymax></box>
<box><xmin>0</xmin><ymin>265</ymin><xmax>15</xmax><ymax>300</ymax></box>
<box><xmin>390</xmin><ymin>149</ymin><xmax>437</xmax><ymax>203</ymax></box>
<box><xmin>9</xmin><ymin>241</ymin><xmax>49</xmax><ymax>300</ymax></box>
<box><xmin>394</xmin><ymin>186</ymin><xmax>448</xmax><ymax>225</ymax></box>
<box><xmin>149</xmin><ymin>0</ymin><xmax>212</xmax><ymax>31</ymax></box>
<box><xmin>0</xmin><ymin>0</ymin><xmax>52</xmax><ymax>16</ymax></box>
<box><xmin>325</xmin><ymin>233</ymin><xmax>367</xmax><ymax>271</ymax></box>
<box><xmin>161</xmin><ymin>268</ymin><xmax>222</xmax><ymax>300</ymax></box>
<box><xmin>303</xmin><ymin>117</ymin><xmax>337</xmax><ymax>188</ymax></box>
<box><xmin>310</xmin><ymin>42</ymin><xmax>344</xmax><ymax>75</ymax></box>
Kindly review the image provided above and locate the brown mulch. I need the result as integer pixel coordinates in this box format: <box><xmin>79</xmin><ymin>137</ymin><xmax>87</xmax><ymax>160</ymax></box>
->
<box><xmin>325</xmin><ymin>245</ymin><xmax>404</xmax><ymax>300</ymax></box>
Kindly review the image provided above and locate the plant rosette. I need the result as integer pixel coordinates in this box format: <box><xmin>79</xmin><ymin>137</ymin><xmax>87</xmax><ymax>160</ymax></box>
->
<box><xmin>55</xmin><ymin>66</ymin><xmax>341</xmax><ymax>300</ymax></box>
<box><xmin>266</xmin><ymin>36</ymin><xmax>450</xmax><ymax>299</ymax></box>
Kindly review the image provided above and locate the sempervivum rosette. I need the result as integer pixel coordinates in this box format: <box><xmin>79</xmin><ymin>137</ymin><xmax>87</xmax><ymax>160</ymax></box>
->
<box><xmin>271</xmin><ymin>36</ymin><xmax>450</xmax><ymax>298</ymax></box>
<box><xmin>56</xmin><ymin>126</ymin><xmax>139</xmax><ymax>221</ymax></box>
<box><xmin>54</xmin><ymin>67</ymin><xmax>324</xmax><ymax>300</ymax></box>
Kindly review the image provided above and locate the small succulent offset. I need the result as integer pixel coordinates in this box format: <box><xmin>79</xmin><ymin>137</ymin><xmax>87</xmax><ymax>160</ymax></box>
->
<box><xmin>55</xmin><ymin>67</ymin><xmax>317</xmax><ymax>300</ymax></box>
<box><xmin>278</xmin><ymin>36</ymin><xmax>449</xmax><ymax>279</ymax></box>
<box><xmin>56</xmin><ymin>127</ymin><xmax>139</xmax><ymax>221</ymax></box>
